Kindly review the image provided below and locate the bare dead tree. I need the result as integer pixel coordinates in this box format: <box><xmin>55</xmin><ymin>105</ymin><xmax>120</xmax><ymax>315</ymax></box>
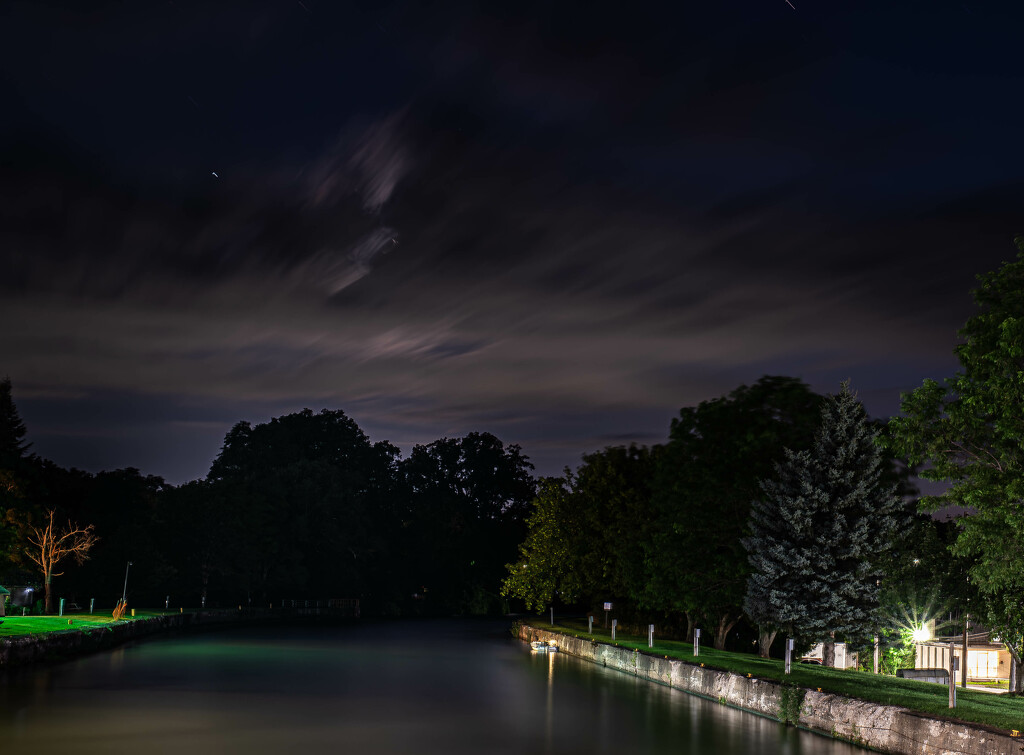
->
<box><xmin>25</xmin><ymin>509</ymin><xmax>98</xmax><ymax>613</ymax></box>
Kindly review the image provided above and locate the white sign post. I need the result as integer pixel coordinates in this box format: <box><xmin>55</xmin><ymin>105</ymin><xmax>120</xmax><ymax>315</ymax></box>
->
<box><xmin>785</xmin><ymin>638</ymin><xmax>794</xmax><ymax>674</ymax></box>
<box><xmin>611</xmin><ymin>619</ymin><xmax>617</xmax><ymax>642</ymax></box>
<box><xmin>949</xmin><ymin>643</ymin><xmax>957</xmax><ymax>708</ymax></box>
<box><xmin>694</xmin><ymin>628</ymin><xmax>700</xmax><ymax>657</ymax></box>
<box><xmin>648</xmin><ymin>624</ymin><xmax>654</xmax><ymax>648</ymax></box>
<box><xmin>588</xmin><ymin>615</ymin><xmax>593</xmax><ymax>633</ymax></box>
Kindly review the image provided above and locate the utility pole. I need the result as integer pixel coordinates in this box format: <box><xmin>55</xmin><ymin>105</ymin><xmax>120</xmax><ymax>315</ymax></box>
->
<box><xmin>121</xmin><ymin>561</ymin><xmax>133</xmax><ymax>605</ymax></box>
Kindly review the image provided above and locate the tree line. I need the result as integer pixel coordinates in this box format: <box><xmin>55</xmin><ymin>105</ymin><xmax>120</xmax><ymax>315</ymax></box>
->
<box><xmin>0</xmin><ymin>391</ymin><xmax>535</xmax><ymax>617</ymax></box>
<box><xmin>501</xmin><ymin>378</ymin><xmax>913</xmax><ymax>656</ymax></box>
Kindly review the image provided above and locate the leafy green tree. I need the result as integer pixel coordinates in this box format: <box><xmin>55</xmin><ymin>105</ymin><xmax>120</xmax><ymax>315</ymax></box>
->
<box><xmin>889</xmin><ymin>237</ymin><xmax>1024</xmax><ymax>691</ymax></box>
<box><xmin>502</xmin><ymin>476</ymin><xmax>585</xmax><ymax>611</ymax></box>
<box><xmin>647</xmin><ymin>376</ymin><xmax>823</xmax><ymax>648</ymax></box>
<box><xmin>502</xmin><ymin>445</ymin><xmax>658</xmax><ymax>612</ymax></box>
<box><xmin>743</xmin><ymin>384</ymin><xmax>901</xmax><ymax>659</ymax></box>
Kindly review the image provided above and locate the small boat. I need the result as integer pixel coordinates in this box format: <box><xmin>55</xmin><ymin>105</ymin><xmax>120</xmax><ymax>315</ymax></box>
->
<box><xmin>531</xmin><ymin>640</ymin><xmax>559</xmax><ymax>652</ymax></box>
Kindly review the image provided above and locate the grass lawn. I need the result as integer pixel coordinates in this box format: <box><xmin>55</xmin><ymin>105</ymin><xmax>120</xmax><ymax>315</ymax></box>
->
<box><xmin>0</xmin><ymin>610</ymin><xmax>179</xmax><ymax>637</ymax></box>
<box><xmin>973</xmin><ymin>680</ymin><xmax>1010</xmax><ymax>690</ymax></box>
<box><xmin>526</xmin><ymin>616</ymin><xmax>1024</xmax><ymax>734</ymax></box>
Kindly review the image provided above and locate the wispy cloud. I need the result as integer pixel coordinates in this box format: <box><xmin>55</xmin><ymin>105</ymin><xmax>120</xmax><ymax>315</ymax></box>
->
<box><xmin>305</xmin><ymin>112</ymin><xmax>412</xmax><ymax>213</ymax></box>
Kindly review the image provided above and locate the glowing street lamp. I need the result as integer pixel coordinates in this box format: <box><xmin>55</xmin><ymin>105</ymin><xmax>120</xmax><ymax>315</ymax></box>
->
<box><xmin>912</xmin><ymin>624</ymin><xmax>931</xmax><ymax>643</ymax></box>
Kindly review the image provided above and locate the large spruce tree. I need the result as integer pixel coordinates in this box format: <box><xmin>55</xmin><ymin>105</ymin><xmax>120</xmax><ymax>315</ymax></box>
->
<box><xmin>743</xmin><ymin>383</ymin><xmax>900</xmax><ymax>658</ymax></box>
<box><xmin>0</xmin><ymin>377</ymin><xmax>33</xmax><ymax>570</ymax></box>
<box><xmin>0</xmin><ymin>376</ymin><xmax>31</xmax><ymax>470</ymax></box>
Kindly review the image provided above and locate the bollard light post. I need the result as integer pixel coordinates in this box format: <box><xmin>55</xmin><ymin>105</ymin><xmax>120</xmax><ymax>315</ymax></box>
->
<box><xmin>59</xmin><ymin>598</ymin><xmax>64</xmax><ymax>617</ymax></box>
<box><xmin>89</xmin><ymin>598</ymin><xmax>94</xmax><ymax>614</ymax></box>
<box><xmin>785</xmin><ymin>638</ymin><xmax>794</xmax><ymax>674</ymax></box>
<box><xmin>165</xmin><ymin>595</ymin><xmax>170</xmax><ymax>610</ymax></box>
<box><xmin>588</xmin><ymin>615</ymin><xmax>593</xmax><ymax>634</ymax></box>
<box><xmin>611</xmin><ymin>619</ymin><xmax>617</xmax><ymax>642</ymax></box>
<box><xmin>694</xmin><ymin>628</ymin><xmax>701</xmax><ymax>657</ymax></box>
<box><xmin>648</xmin><ymin>624</ymin><xmax>654</xmax><ymax>648</ymax></box>
<box><xmin>550</xmin><ymin>606</ymin><xmax>554</xmax><ymax>626</ymax></box>
<box><xmin>962</xmin><ymin>615</ymin><xmax>969</xmax><ymax>689</ymax></box>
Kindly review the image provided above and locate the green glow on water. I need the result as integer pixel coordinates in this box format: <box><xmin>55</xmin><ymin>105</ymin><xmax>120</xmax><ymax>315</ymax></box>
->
<box><xmin>0</xmin><ymin>622</ymin><xmax>868</xmax><ymax>755</ymax></box>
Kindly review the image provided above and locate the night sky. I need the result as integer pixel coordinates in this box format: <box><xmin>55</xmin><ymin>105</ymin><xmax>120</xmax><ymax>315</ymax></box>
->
<box><xmin>2</xmin><ymin>1</ymin><xmax>1022</xmax><ymax>484</ymax></box>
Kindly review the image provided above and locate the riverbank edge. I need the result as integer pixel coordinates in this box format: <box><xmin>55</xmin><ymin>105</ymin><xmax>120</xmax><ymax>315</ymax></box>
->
<box><xmin>0</xmin><ymin>609</ymin><xmax>285</xmax><ymax>668</ymax></box>
<box><xmin>518</xmin><ymin>623</ymin><xmax>1018</xmax><ymax>755</ymax></box>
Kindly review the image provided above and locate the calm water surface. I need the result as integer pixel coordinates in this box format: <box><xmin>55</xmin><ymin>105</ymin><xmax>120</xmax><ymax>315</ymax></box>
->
<box><xmin>0</xmin><ymin>620</ymin><xmax>866</xmax><ymax>754</ymax></box>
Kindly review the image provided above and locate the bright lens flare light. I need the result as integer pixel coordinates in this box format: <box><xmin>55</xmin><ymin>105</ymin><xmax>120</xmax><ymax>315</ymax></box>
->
<box><xmin>911</xmin><ymin>625</ymin><xmax>931</xmax><ymax>643</ymax></box>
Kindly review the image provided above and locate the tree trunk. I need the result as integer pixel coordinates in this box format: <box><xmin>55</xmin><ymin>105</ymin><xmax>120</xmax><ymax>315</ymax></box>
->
<box><xmin>714</xmin><ymin>613</ymin><xmax>738</xmax><ymax>651</ymax></box>
<box><xmin>1008</xmin><ymin>644</ymin><xmax>1023</xmax><ymax>694</ymax></box>
<box><xmin>44</xmin><ymin>573</ymin><xmax>53</xmax><ymax>614</ymax></box>
<box><xmin>758</xmin><ymin>626</ymin><xmax>778</xmax><ymax>658</ymax></box>
<box><xmin>822</xmin><ymin>633</ymin><xmax>836</xmax><ymax>668</ymax></box>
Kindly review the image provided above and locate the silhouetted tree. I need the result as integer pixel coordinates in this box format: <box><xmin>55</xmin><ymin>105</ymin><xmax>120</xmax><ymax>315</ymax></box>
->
<box><xmin>403</xmin><ymin>432</ymin><xmax>535</xmax><ymax>614</ymax></box>
<box><xmin>204</xmin><ymin>408</ymin><xmax>401</xmax><ymax>605</ymax></box>
<box><xmin>157</xmin><ymin>479</ymin><xmax>233</xmax><ymax>608</ymax></box>
<box><xmin>0</xmin><ymin>376</ymin><xmax>31</xmax><ymax>470</ymax></box>
<box><xmin>0</xmin><ymin>380</ymin><xmax>35</xmax><ymax>571</ymax></box>
<box><xmin>63</xmin><ymin>468</ymin><xmax>168</xmax><ymax>608</ymax></box>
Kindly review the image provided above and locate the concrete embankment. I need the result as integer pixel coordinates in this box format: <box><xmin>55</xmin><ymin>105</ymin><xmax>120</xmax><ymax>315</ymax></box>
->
<box><xmin>519</xmin><ymin>624</ymin><xmax>1019</xmax><ymax>755</ymax></box>
<box><xmin>0</xmin><ymin>609</ymin><xmax>279</xmax><ymax>668</ymax></box>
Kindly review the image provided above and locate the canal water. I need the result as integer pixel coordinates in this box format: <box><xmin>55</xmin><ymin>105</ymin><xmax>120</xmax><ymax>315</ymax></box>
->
<box><xmin>0</xmin><ymin>620</ymin><xmax>866</xmax><ymax>754</ymax></box>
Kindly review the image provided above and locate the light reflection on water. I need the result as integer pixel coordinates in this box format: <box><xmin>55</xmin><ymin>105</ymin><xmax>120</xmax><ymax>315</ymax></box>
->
<box><xmin>0</xmin><ymin>620</ymin><xmax>866</xmax><ymax>755</ymax></box>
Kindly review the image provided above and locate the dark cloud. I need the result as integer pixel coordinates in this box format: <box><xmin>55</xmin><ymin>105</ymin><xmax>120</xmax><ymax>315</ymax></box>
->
<box><xmin>2</xmin><ymin>0</ymin><xmax>1022</xmax><ymax>482</ymax></box>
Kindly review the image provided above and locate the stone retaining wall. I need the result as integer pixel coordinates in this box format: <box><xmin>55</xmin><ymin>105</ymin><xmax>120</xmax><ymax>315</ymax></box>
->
<box><xmin>0</xmin><ymin>609</ymin><xmax>276</xmax><ymax>668</ymax></box>
<box><xmin>519</xmin><ymin>624</ymin><xmax>1020</xmax><ymax>755</ymax></box>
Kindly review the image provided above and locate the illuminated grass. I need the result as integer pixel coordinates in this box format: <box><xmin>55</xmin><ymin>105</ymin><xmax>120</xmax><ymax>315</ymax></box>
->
<box><xmin>529</xmin><ymin>616</ymin><xmax>1024</xmax><ymax>733</ymax></box>
<box><xmin>0</xmin><ymin>610</ymin><xmax>179</xmax><ymax>637</ymax></box>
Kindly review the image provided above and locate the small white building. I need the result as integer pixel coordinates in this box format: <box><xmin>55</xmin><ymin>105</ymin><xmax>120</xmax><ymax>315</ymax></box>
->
<box><xmin>802</xmin><ymin>642</ymin><xmax>859</xmax><ymax>669</ymax></box>
<box><xmin>915</xmin><ymin>629</ymin><xmax>1011</xmax><ymax>682</ymax></box>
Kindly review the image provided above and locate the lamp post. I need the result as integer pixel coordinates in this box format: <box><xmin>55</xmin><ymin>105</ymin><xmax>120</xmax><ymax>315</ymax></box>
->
<box><xmin>121</xmin><ymin>561</ymin><xmax>133</xmax><ymax>605</ymax></box>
